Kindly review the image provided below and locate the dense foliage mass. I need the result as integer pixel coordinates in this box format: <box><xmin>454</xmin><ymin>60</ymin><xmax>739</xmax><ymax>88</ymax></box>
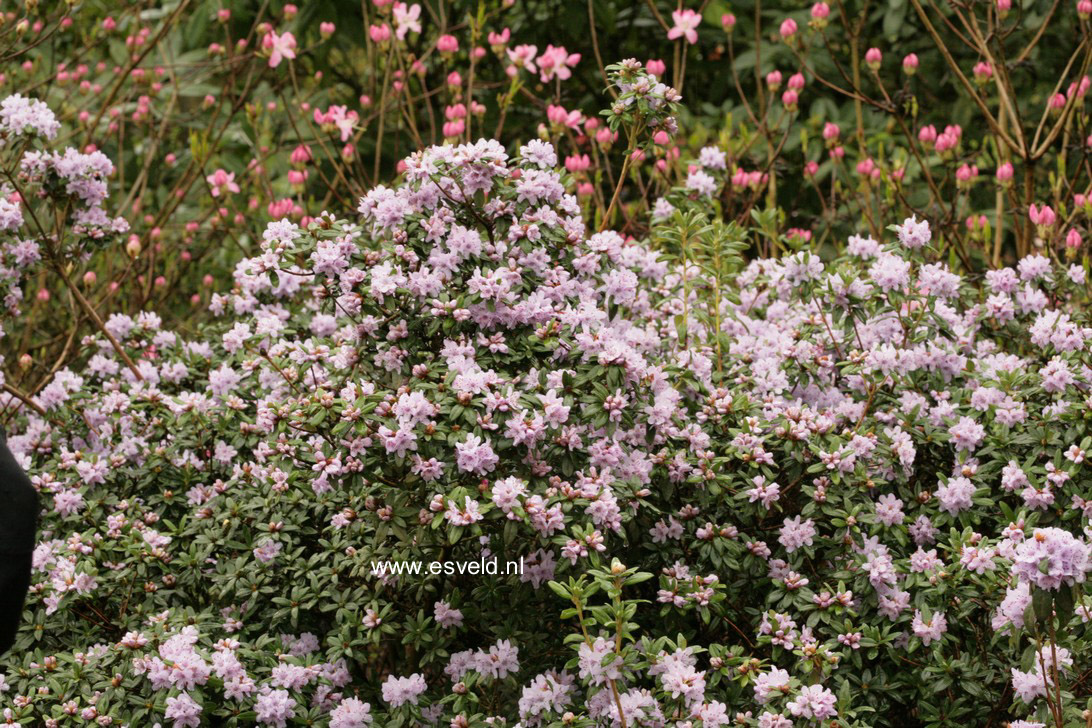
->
<box><xmin>2</xmin><ymin>1</ymin><xmax>1092</xmax><ymax>727</ymax></box>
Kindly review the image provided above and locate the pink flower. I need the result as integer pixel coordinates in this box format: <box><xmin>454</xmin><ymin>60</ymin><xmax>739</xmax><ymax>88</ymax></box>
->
<box><xmin>780</xmin><ymin>18</ymin><xmax>798</xmax><ymax>39</ymax></box>
<box><xmin>262</xmin><ymin>31</ymin><xmax>297</xmax><ymax>68</ymax></box>
<box><xmin>911</xmin><ymin>609</ymin><xmax>948</xmax><ymax>645</ymax></box>
<box><xmin>903</xmin><ymin>53</ymin><xmax>919</xmax><ymax>74</ymax></box>
<box><xmin>393</xmin><ymin>2</ymin><xmax>422</xmax><ymax>40</ymax></box>
<box><xmin>507</xmin><ymin>44</ymin><xmax>537</xmax><ymax>72</ymax></box>
<box><xmin>668</xmin><ymin>9</ymin><xmax>702</xmax><ymax>44</ymax></box>
<box><xmin>546</xmin><ymin>104</ymin><xmax>584</xmax><ymax>130</ymax></box>
<box><xmin>536</xmin><ymin>45</ymin><xmax>580</xmax><ymax>82</ymax></box>
<box><xmin>206</xmin><ymin>169</ymin><xmax>240</xmax><ymax>198</ymax></box>
<box><xmin>787</xmin><ymin>684</ymin><xmax>837</xmax><ymax>720</ymax></box>
<box><xmin>381</xmin><ymin>674</ymin><xmax>427</xmax><ymax>707</ymax></box>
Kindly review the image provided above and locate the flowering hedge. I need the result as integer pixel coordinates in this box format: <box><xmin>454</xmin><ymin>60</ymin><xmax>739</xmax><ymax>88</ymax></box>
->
<box><xmin>1</xmin><ymin>83</ymin><xmax>1091</xmax><ymax>725</ymax></box>
<box><xmin>2</xmin><ymin>0</ymin><xmax>1092</xmax><ymax>725</ymax></box>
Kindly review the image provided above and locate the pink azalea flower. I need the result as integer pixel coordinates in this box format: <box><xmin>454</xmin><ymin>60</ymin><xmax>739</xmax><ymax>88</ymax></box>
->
<box><xmin>263</xmin><ymin>31</ymin><xmax>297</xmax><ymax>68</ymax></box>
<box><xmin>668</xmin><ymin>9</ymin><xmax>702</xmax><ymax>44</ymax></box>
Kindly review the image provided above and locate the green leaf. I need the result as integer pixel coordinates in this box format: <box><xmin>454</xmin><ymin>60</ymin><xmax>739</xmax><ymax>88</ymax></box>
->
<box><xmin>1032</xmin><ymin>587</ymin><xmax>1053</xmax><ymax>624</ymax></box>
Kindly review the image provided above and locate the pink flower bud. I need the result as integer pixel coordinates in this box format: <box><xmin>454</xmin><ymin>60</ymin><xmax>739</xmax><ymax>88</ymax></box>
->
<box><xmin>436</xmin><ymin>34</ymin><xmax>459</xmax><ymax>53</ymax></box>
<box><xmin>788</xmin><ymin>73</ymin><xmax>805</xmax><ymax>90</ymax></box>
<box><xmin>369</xmin><ymin>24</ymin><xmax>391</xmax><ymax>43</ymax></box>
<box><xmin>653</xmin><ymin>130</ymin><xmax>670</xmax><ymax>145</ymax></box>
<box><xmin>997</xmin><ymin>0</ymin><xmax>1012</xmax><ymax>15</ymax></box>
<box><xmin>646</xmin><ymin>59</ymin><xmax>666</xmax><ymax>77</ymax></box>
<box><xmin>856</xmin><ymin>158</ymin><xmax>877</xmax><ymax>178</ymax></box>
<box><xmin>766</xmin><ymin>70</ymin><xmax>783</xmax><ymax>90</ymax></box>
<box><xmin>565</xmin><ymin>154</ymin><xmax>591</xmax><ymax>172</ymax></box>
<box><xmin>217</xmin><ymin>9</ymin><xmax>231</xmax><ymax>22</ymax></box>
<box><xmin>956</xmin><ymin>164</ymin><xmax>978</xmax><ymax>188</ymax></box>
<box><xmin>781</xmin><ymin>89</ymin><xmax>799</xmax><ymax>109</ymax></box>
<box><xmin>780</xmin><ymin>18</ymin><xmax>798</xmax><ymax>39</ymax></box>
<box><xmin>918</xmin><ymin>125</ymin><xmax>938</xmax><ymax>145</ymax></box>
<box><xmin>822</xmin><ymin>122</ymin><xmax>840</xmax><ymax>140</ymax></box>
<box><xmin>973</xmin><ymin>61</ymin><xmax>992</xmax><ymax>84</ymax></box>
<box><xmin>901</xmin><ymin>54</ymin><xmax>919</xmax><ymax>75</ymax></box>
<box><xmin>1067</xmin><ymin>228</ymin><xmax>1082</xmax><ymax>248</ymax></box>
<box><xmin>721</xmin><ymin>13</ymin><xmax>736</xmax><ymax>30</ymax></box>
<box><xmin>287</xmin><ymin>169</ymin><xmax>307</xmax><ymax>187</ymax></box>
<box><xmin>865</xmin><ymin>47</ymin><xmax>882</xmax><ymax>71</ymax></box>
<box><xmin>1029</xmin><ymin>203</ymin><xmax>1056</xmax><ymax>227</ymax></box>
<box><xmin>320</xmin><ymin>22</ymin><xmax>335</xmax><ymax>38</ymax></box>
<box><xmin>1080</xmin><ymin>0</ymin><xmax>1092</xmax><ymax>18</ymax></box>
<box><xmin>965</xmin><ymin>215</ymin><xmax>988</xmax><ymax>231</ymax></box>
<box><xmin>291</xmin><ymin>145</ymin><xmax>312</xmax><ymax>165</ymax></box>
<box><xmin>488</xmin><ymin>28</ymin><xmax>511</xmax><ymax>49</ymax></box>
<box><xmin>1068</xmin><ymin>76</ymin><xmax>1091</xmax><ymax>99</ymax></box>
<box><xmin>804</xmin><ymin>160</ymin><xmax>819</xmax><ymax>177</ymax></box>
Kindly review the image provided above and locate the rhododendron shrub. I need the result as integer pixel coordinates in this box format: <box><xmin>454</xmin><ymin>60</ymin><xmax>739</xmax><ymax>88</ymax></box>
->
<box><xmin>0</xmin><ymin>138</ymin><xmax>715</xmax><ymax>726</ymax></box>
<box><xmin>4</xmin><ymin>124</ymin><xmax>1092</xmax><ymax>726</ymax></box>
